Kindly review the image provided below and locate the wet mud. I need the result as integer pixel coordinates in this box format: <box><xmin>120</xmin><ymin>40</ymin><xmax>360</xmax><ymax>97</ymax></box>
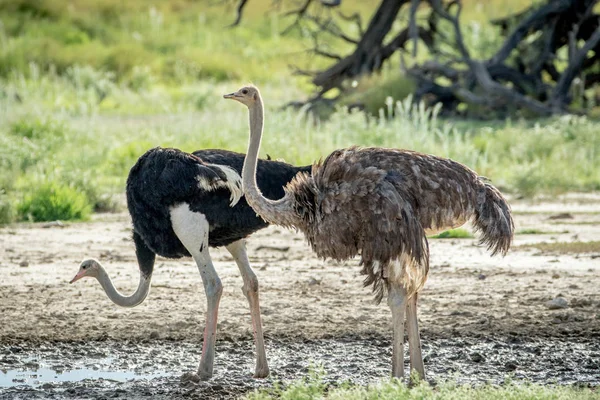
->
<box><xmin>1</xmin><ymin>334</ymin><xmax>599</xmax><ymax>399</ymax></box>
<box><xmin>1</xmin><ymin>194</ymin><xmax>600</xmax><ymax>399</ymax></box>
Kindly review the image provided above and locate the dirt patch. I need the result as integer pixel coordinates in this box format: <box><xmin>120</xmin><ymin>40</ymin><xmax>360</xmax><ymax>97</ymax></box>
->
<box><xmin>1</xmin><ymin>194</ymin><xmax>599</xmax><ymax>398</ymax></box>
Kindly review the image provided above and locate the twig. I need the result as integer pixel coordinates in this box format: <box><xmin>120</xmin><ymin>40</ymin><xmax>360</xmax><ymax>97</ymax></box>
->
<box><xmin>228</xmin><ymin>0</ymin><xmax>249</xmax><ymax>27</ymax></box>
<box><xmin>305</xmin><ymin>14</ymin><xmax>359</xmax><ymax>44</ymax></box>
<box><xmin>282</xmin><ymin>0</ymin><xmax>314</xmax><ymax>35</ymax></box>
<box><xmin>337</xmin><ymin>11</ymin><xmax>364</xmax><ymax>36</ymax></box>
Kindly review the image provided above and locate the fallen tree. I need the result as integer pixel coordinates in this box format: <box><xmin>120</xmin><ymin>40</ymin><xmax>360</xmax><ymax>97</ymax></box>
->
<box><xmin>229</xmin><ymin>0</ymin><xmax>600</xmax><ymax>117</ymax></box>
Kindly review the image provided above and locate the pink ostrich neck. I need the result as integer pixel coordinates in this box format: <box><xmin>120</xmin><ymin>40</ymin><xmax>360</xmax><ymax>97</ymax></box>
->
<box><xmin>241</xmin><ymin>94</ymin><xmax>299</xmax><ymax>228</ymax></box>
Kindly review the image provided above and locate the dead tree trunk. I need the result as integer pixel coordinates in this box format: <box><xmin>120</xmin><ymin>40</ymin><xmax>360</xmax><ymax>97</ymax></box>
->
<box><xmin>311</xmin><ymin>0</ymin><xmax>409</xmax><ymax>93</ymax></box>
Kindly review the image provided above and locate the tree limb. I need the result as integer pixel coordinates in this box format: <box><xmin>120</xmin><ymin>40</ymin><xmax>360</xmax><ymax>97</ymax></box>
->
<box><xmin>487</xmin><ymin>0</ymin><xmax>572</xmax><ymax>66</ymax></box>
<box><xmin>227</xmin><ymin>0</ymin><xmax>249</xmax><ymax>27</ymax></box>
<box><xmin>409</xmin><ymin>0</ymin><xmax>420</xmax><ymax>57</ymax></box>
<box><xmin>552</xmin><ymin>26</ymin><xmax>600</xmax><ymax>109</ymax></box>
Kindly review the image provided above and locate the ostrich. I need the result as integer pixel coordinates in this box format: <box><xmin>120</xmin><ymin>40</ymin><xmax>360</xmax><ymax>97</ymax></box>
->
<box><xmin>70</xmin><ymin>147</ymin><xmax>311</xmax><ymax>381</ymax></box>
<box><xmin>224</xmin><ymin>85</ymin><xmax>514</xmax><ymax>379</ymax></box>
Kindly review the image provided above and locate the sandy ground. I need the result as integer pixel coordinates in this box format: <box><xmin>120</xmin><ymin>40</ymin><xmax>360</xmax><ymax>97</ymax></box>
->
<box><xmin>0</xmin><ymin>194</ymin><xmax>599</xmax><ymax>398</ymax></box>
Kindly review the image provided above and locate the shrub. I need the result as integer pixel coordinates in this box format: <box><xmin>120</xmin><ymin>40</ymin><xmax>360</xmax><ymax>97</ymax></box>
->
<box><xmin>0</xmin><ymin>191</ymin><xmax>15</xmax><ymax>225</ymax></box>
<box><xmin>17</xmin><ymin>182</ymin><xmax>92</xmax><ymax>222</ymax></box>
<box><xmin>10</xmin><ymin>117</ymin><xmax>66</xmax><ymax>140</ymax></box>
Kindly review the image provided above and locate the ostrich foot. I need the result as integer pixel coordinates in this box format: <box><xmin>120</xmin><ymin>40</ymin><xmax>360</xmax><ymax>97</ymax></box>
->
<box><xmin>253</xmin><ymin>365</ymin><xmax>270</xmax><ymax>379</ymax></box>
<box><xmin>180</xmin><ymin>371</ymin><xmax>211</xmax><ymax>384</ymax></box>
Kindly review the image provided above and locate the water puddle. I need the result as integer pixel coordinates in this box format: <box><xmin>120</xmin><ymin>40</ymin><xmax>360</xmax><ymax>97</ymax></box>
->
<box><xmin>0</xmin><ymin>355</ymin><xmax>171</xmax><ymax>388</ymax></box>
<box><xmin>0</xmin><ymin>366</ymin><xmax>169</xmax><ymax>388</ymax></box>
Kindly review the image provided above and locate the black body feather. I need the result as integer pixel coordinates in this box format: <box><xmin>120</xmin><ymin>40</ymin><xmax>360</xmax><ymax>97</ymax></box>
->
<box><xmin>126</xmin><ymin>147</ymin><xmax>310</xmax><ymax>269</ymax></box>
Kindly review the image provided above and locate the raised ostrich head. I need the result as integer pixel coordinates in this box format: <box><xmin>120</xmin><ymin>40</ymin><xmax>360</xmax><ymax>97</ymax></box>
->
<box><xmin>70</xmin><ymin>259</ymin><xmax>101</xmax><ymax>283</ymax></box>
<box><xmin>223</xmin><ymin>85</ymin><xmax>260</xmax><ymax>107</ymax></box>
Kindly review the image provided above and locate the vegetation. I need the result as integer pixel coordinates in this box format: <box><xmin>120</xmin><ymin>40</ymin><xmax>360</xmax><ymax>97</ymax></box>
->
<box><xmin>516</xmin><ymin>229</ymin><xmax>569</xmax><ymax>235</ymax></box>
<box><xmin>17</xmin><ymin>181</ymin><xmax>91</xmax><ymax>222</ymax></box>
<box><xmin>429</xmin><ymin>228</ymin><xmax>473</xmax><ymax>239</ymax></box>
<box><xmin>244</xmin><ymin>368</ymin><xmax>600</xmax><ymax>400</ymax></box>
<box><xmin>517</xmin><ymin>241</ymin><xmax>600</xmax><ymax>254</ymax></box>
<box><xmin>0</xmin><ymin>0</ymin><xmax>599</xmax><ymax>224</ymax></box>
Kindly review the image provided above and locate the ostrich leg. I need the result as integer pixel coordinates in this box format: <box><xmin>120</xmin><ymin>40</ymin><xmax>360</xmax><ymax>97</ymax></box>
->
<box><xmin>171</xmin><ymin>204</ymin><xmax>223</xmax><ymax>381</ymax></box>
<box><xmin>406</xmin><ymin>294</ymin><xmax>425</xmax><ymax>380</ymax></box>
<box><xmin>387</xmin><ymin>283</ymin><xmax>408</xmax><ymax>378</ymax></box>
<box><xmin>226</xmin><ymin>240</ymin><xmax>270</xmax><ymax>378</ymax></box>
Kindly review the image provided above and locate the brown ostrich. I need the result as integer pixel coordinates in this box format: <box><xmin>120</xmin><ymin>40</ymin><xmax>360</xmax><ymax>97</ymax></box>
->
<box><xmin>224</xmin><ymin>85</ymin><xmax>514</xmax><ymax>379</ymax></box>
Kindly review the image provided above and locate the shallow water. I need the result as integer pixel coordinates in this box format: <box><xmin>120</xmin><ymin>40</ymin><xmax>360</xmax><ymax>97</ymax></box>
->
<box><xmin>0</xmin><ymin>335</ymin><xmax>598</xmax><ymax>399</ymax></box>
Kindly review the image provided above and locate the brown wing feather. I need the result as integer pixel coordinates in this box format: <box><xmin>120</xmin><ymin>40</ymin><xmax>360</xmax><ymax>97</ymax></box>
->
<box><xmin>301</xmin><ymin>147</ymin><xmax>429</xmax><ymax>303</ymax></box>
<box><xmin>287</xmin><ymin>146</ymin><xmax>511</xmax><ymax>303</ymax></box>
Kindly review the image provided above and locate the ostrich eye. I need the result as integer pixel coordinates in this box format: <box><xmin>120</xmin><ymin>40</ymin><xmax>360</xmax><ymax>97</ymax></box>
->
<box><xmin>242</xmin><ymin>89</ymin><xmax>248</xmax><ymax>95</ymax></box>
<box><xmin>82</xmin><ymin>265</ymin><xmax>88</xmax><ymax>269</ymax></box>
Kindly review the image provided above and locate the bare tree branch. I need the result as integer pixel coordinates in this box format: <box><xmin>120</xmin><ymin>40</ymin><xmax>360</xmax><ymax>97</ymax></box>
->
<box><xmin>552</xmin><ymin>26</ymin><xmax>600</xmax><ymax>109</ymax></box>
<box><xmin>487</xmin><ymin>0</ymin><xmax>572</xmax><ymax>66</ymax></box>
<box><xmin>337</xmin><ymin>11</ymin><xmax>364</xmax><ymax>36</ymax></box>
<box><xmin>227</xmin><ymin>0</ymin><xmax>249</xmax><ymax>27</ymax></box>
<box><xmin>305</xmin><ymin>15</ymin><xmax>359</xmax><ymax>44</ymax></box>
<box><xmin>409</xmin><ymin>0</ymin><xmax>420</xmax><ymax>57</ymax></box>
<box><xmin>282</xmin><ymin>0</ymin><xmax>314</xmax><ymax>34</ymax></box>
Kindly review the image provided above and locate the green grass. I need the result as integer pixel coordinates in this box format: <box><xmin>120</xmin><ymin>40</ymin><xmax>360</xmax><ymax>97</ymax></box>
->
<box><xmin>0</xmin><ymin>0</ymin><xmax>599</xmax><ymax>224</ymax></box>
<box><xmin>244</xmin><ymin>368</ymin><xmax>599</xmax><ymax>400</ymax></box>
<box><xmin>17</xmin><ymin>181</ymin><xmax>92</xmax><ymax>222</ymax></box>
<box><xmin>516</xmin><ymin>241</ymin><xmax>600</xmax><ymax>254</ymax></box>
<box><xmin>429</xmin><ymin>228</ymin><xmax>474</xmax><ymax>239</ymax></box>
<box><xmin>516</xmin><ymin>229</ymin><xmax>570</xmax><ymax>235</ymax></box>
<box><xmin>1</xmin><ymin>76</ymin><xmax>600</xmax><ymax>223</ymax></box>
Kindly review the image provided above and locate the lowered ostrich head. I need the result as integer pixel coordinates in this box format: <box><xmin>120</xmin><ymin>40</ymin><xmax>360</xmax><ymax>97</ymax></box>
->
<box><xmin>223</xmin><ymin>85</ymin><xmax>260</xmax><ymax>107</ymax></box>
<box><xmin>70</xmin><ymin>259</ymin><xmax>101</xmax><ymax>283</ymax></box>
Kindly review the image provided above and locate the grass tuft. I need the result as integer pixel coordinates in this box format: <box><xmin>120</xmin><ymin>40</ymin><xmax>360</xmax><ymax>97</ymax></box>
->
<box><xmin>429</xmin><ymin>228</ymin><xmax>474</xmax><ymax>239</ymax></box>
<box><xmin>244</xmin><ymin>367</ymin><xmax>600</xmax><ymax>400</ymax></box>
<box><xmin>17</xmin><ymin>181</ymin><xmax>92</xmax><ymax>222</ymax></box>
<box><xmin>516</xmin><ymin>229</ymin><xmax>569</xmax><ymax>235</ymax></box>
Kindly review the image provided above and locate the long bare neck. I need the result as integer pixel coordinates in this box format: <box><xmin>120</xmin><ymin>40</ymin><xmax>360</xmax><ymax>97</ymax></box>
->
<box><xmin>241</xmin><ymin>96</ymin><xmax>299</xmax><ymax>228</ymax></box>
<box><xmin>95</xmin><ymin>265</ymin><xmax>151</xmax><ymax>308</ymax></box>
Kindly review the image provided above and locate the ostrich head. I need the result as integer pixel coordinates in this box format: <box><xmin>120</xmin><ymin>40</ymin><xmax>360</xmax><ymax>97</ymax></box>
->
<box><xmin>70</xmin><ymin>259</ymin><xmax>101</xmax><ymax>283</ymax></box>
<box><xmin>223</xmin><ymin>85</ymin><xmax>260</xmax><ymax>107</ymax></box>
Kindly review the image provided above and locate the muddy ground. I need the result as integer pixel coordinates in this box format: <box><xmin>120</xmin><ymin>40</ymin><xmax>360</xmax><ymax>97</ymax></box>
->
<box><xmin>1</xmin><ymin>194</ymin><xmax>599</xmax><ymax>399</ymax></box>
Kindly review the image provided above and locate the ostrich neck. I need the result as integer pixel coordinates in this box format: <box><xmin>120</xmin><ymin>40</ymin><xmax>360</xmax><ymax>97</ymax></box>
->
<box><xmin>242</xmin><ymin>99</ymin><xmax>298</xmax><ymax>228</ymax></box>
<box><xmin>96</xmin><ymin>267</ymin><xmax>151</xmax><ymax>308</ymax></box>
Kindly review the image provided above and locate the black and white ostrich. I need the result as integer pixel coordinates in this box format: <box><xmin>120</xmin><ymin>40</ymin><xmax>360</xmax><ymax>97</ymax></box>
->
<box><xmin>70</xmin><ymin>146</ymin><xmax>310</xmax><ymax>381</ymax></box>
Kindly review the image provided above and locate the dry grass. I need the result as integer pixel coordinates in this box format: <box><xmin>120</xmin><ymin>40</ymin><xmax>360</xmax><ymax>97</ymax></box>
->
<box><xmin>516</xmin><ymin>241</ymin><xmax>600</xmax><ymax>254</ymax></box>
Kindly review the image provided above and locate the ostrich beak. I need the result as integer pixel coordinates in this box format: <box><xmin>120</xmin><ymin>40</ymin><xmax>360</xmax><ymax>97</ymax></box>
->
<box><xmin>69</xmin><ymin>270</ymin><xmax>86</xmax><ymax>284</ymax></box>
<box><xmin>223</xmin><ymin>92</ymin><xmax>237</xmax><ymax>99</ymax></box>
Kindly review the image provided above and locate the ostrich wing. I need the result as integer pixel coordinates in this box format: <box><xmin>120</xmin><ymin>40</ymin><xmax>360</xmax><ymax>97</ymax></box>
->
<box><xmin>149</xmin><ymin>151</ymin><xmax>242</xmax><ymax>206</ymax></box>
<box><xmin>309</xmin><ymin>149</ymin><xmax>429</xmax><ymax>303</ymax></box>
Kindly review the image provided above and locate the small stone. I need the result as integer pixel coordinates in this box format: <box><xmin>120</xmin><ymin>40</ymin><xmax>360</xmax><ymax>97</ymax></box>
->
<box><xmin>548</xmin><ymin>213</ymin><xmax>573</xmax><ymax>220</ymax></box>
<box><xmin>552</xmin><ymin>273</ymin><xmax>560</xmax><ymax>279</ymax></box>
<box><xmin>19</xmin><ymin>260</ymin><xmax>29</xmax><ymax>267</ymax></box>
<box><xmin>470</xmin><ymin>352</ymin><xmax>485</xmax><ymax>362</ymax></box>
<box><xmin>478</xmin><ymin>273</ymin><xmax>487</xmax><ymax>280</ymax></box>
<box><xmin>546</xmin><ymin>297</ymin><xmax>569</xmax><ymax>310</ymax></box>
<box><xmin>149</xmin><ymin>331</ymin><xmax>160</xmax><ymax>339</ymax></box>
<box><xmin>307</xmin><ymin>277</ymin><xmax>320</xmax><ymax>286</ymax></box>
<box><xmin>505</xmin><ymin>361</ymin><xmax>518</xmax><ymax>371</ymax></box>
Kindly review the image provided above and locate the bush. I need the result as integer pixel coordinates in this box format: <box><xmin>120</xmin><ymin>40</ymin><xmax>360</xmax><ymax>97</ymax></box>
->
<box><xmin>10</xmin><ymin>117</ymin><xmax>66</xmax><ymax>140</ymax></box>
<box><xmin>17</xmin><ymin>182</ymin><xmax>92</xmax><ymax>222</ymax></box>
<box><xmin>0</xmin><ymin>191</ymin><xmax>15</xmax><ymax>225</ymax></box>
